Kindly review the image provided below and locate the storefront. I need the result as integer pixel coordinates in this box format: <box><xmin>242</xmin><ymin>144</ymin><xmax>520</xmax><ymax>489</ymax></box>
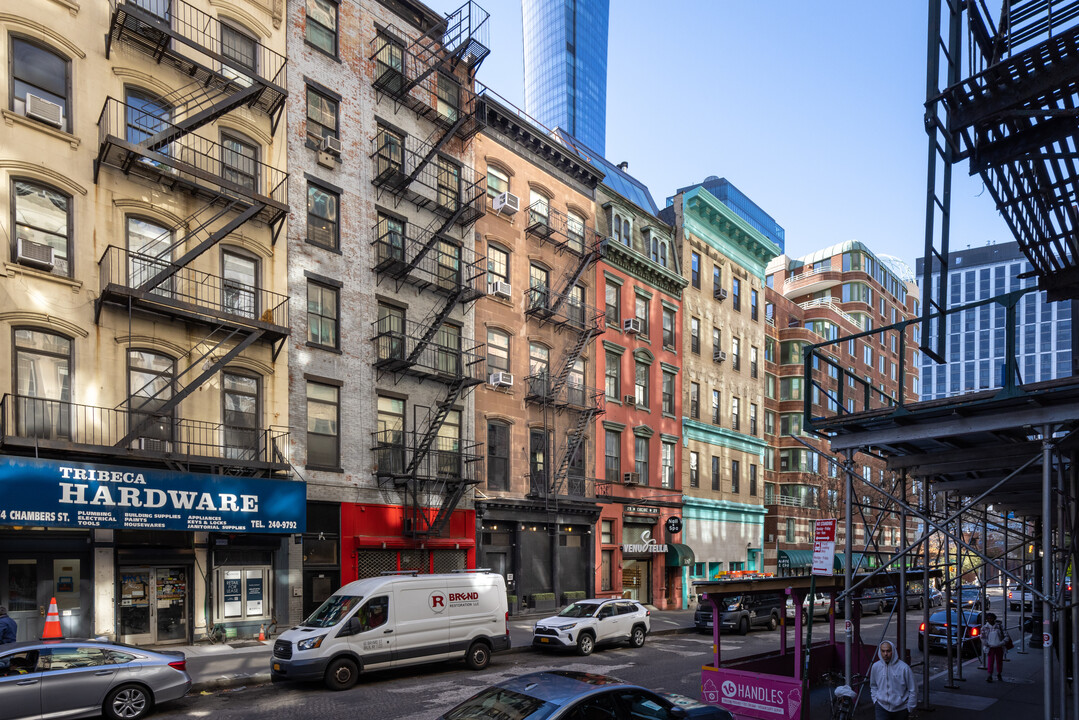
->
<box><xmin>682</xmin><ymin>496</ymin><xmax>767</xmax><ymax>606</ymax></box>
<box><xmin>595</xmin><ymin>503</ymin><xmax>685</xmax><ymax>610</ymax></box>
<box><xmin>0</xmin><ymin>456</ymin><xmax>305</xmax><ymax>643</ymax></box>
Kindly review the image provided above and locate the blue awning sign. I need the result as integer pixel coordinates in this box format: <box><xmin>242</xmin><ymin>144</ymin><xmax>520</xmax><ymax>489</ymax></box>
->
<box><xmin>0</xmin><ymin>456</ymin><xmax>305</xmax><ymax>533</ymax></box>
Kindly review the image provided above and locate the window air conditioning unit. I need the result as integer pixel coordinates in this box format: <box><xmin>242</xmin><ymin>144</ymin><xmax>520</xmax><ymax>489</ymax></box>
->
<box><xmin>766</xmin><ymin>534</ymin><xmax>775</xmax><ymax>543</ymax></box>
<box><xmin>489</xmin><ymin>372</ymin><xmax>514</xmax><ymax>388</ymax></box>
<box><xmin>320</xmin><ymin>135</ymin><xmax>342</xmax><ymax>156</ymax></box>
<box><xmin>490</xmin><ymin>281</ymin><xmax>512</xmax><ymax>299</ymax></box>
<box><xmin>623</xmin><ymin>318</ymin><xmax>642</xmax><ymax>334</ymax></box>
<box><xmin>16</xmin><ymin>237</ymin><xmax>56</xmax><ymax>270</ymax></box>
<box><xmin>25</xmin><ymin>93</ymin><xmax>64</xmax><ymax>128</ymax></box>
<box><xmin>135</xmin><ymin>437</ymin><xmax>173</xmax><ymax>453</ymax></box>
<box><xmin>623</xmin><ymin>472</ymin><xmax>641</xmax><ymax>486</ymax></box>
<box><xmin>713</xmin><ymin>349</ymin><xmax>727</xmax><ymax>363</ymax></box>
<box><xmin>623</xmin><ymin>394</ymin><xmax>637</xmax><ymax>405</ymax></box>
<box><xmin>493</xmin><ymin>191</ymin><xmax>519</xmax><ymax>215</ymax></box>
<box><xmin>714</xmin><ymin>287</ymin><xmax>728</xmax><ymax>301</ymax></box>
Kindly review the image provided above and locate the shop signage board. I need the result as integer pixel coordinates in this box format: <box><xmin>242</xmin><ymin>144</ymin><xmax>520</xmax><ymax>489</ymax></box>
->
<box><xmin>701</xmin><ymin>667</ymin><xmax>802</xmax><ymax>719</ymax></box>
<box><xmin>0</xmin><ymin>456</ymin><xmax>305</xmax><ymax>533</ymax></box>
<box><xmin>622</xmin><ymin>528</ymin><xmax>667</xmax><ymax>554</ymax></box>
<box><xmin>812</xmin><ymin>519</ymin><xmax>837</xmax><ymax>577</ymax></box>
<box><xmin>665</xmin><ymin>516</ymin><xmax>683</xmax><ymax>535</ymax></box>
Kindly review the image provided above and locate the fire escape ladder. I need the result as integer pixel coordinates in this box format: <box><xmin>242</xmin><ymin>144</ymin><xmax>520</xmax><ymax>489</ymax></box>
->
<box><xmin>547</xmin><ymin>327</ymin><xmax>593</xmax><ymax>400</ymax></box>
<box><xmin>404</xmin><ymin>287</ymin><xmax>465</xmax><ymax>367</ymax></box>
<box><xmin>550</xmin><ymin>405</ymin><xmax>596</xmax><ymax>497</ymax></box>
<box><xmin>398</xmin><ymin>199</ymin><xmax>473</xmax><ymax>279</ymax></box>
<box><xmin>546</xmin><ymin>242</ymin><xmax>601</xmax><ymax>317</ymax></box>
<box><xmin>404</xmin><ymin>378</ymin><xmax>468</xmax><ymax>479</ymax></box>
<box><xmin>401</xmin><ymin>113</ymin><xmax>468</xmax><ymax>191</ymax></box>
<box><xmin>141</xmin><ymin>83</ymin><xmax>262</xmax><ymax>152</ymax></box>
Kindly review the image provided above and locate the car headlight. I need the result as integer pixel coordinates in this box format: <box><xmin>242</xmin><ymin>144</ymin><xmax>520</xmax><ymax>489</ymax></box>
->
<box><xmin>297</xmin><ymin>635</ymin><xmax>326</xmax><ymax>651</ymax></box>
<box><xmin>559</xmin><ymin>623</ymin><xmax>577</xmax><ymax>631</ymax></box>
<box><xmin>727</xmin><ymin>604</ymin><xmax>740</xmax><ymax>611</ymax></box>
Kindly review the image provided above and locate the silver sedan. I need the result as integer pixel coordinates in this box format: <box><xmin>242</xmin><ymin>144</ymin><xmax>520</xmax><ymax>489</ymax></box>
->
<box><xmin>0</xmin><ymin>639</ymin><xmax>191</xmax><ymax>720</ymax></box>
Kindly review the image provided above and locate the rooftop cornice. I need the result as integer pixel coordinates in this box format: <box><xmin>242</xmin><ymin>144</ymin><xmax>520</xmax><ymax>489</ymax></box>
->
<box><xmin>603</xmin><ymin>241</ymin><xmax>688</xmax><ymax>298</ymax></box>
<box><xmin>682</xmin><ymin>187</ymin><xmax>781</xmax><ymax>277</ymax></box>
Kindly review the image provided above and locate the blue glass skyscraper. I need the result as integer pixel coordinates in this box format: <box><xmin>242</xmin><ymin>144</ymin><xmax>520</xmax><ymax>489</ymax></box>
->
<box><xmin>522</xmin><ymin>0</ymin><xmax>609</xmax><ymax>156</ymax></box>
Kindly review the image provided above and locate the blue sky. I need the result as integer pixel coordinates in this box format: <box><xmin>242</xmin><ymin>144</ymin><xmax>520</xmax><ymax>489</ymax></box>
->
<box><xmin>430</xmin><ymin>1</ymin><xmax>1009</xmax><ymax>272</ymax></box>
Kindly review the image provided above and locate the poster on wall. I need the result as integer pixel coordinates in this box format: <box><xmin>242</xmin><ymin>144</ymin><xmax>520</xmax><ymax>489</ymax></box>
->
<box><xmin>223</xmin><ymin>571</ymin><xmax>243</xmax><ymax>618</ymax></box>
<box><xmin>246</xmin><ymin>572</ymin><xmax>264</xmax><ymax>616</ymax></box>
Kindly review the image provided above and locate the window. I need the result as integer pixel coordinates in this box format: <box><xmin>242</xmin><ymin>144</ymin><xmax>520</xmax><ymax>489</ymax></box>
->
<box><xmin>375</xmin><ymin>126</ymin><xmax>404</xmax><ymax>179</ymax></box>
<box><xmin>375</xmin><ymin>303</ymin><xmax>404</xmax><ymax>361</ymax></box>
<box><xmin>749</xmin><ymin>465</ymin><xmax>758</xmax><ymax>496</ymax></box>
<box><xmin>750</xmin><ymin>347</ymin><xmax>759</xmax><ymax>378</ymax></box>
<box><xmin>375</xmin><ymin>395</ymin><xmax>404</xmax><ymax>473</ymax></box>
<box><xmin>222</xmin><ymin>249</ymin><xmax>258</xmax><ymax>319</ymax></box>
<box><xmin>780</xmin><ymin>341</ymin><xmax>806</xmax><ymax>365</ymax></box>
<box><xmin>863</xmin><ymin>344</ymin><xmax>873</xmax><ymax>367</ymax></box>
<box><xmin>785</xmin><ymin>518</ymin><xmax>795</xmax><ymax>543</ymax></box>
<box><xmin>306</xmin><ymin>0</ymin><xmax>338</xmax><ymax>55</ymax></box>
<box><xmin>434</xmin><ymin>324</ymin><xmax>461</xmax><ymax>376</ymax></box>
<box><xmin>604</xmin><ymin>429</ymin><xmax>620</xmax><ymax>483</ymax></box>
<box><xmin>691</xmin><ymin>252</ymin><xmax>700</xmax><ymax>288</ymax></box>
<box><xmin>127</xmin><ymin>350</ymin><xmax>173</xmax><ymax>448</ymax></box>
<box><xmin>487</xmin><ymin>328</ymin><xmax>509</xmax><ymax>373</ymax></box>
<box><xmin>604</xmin><ymin>352</ymin><xmax>620</xmax><ymax>399</ymax></box>
<box><xmin>436</xmin><ymin>73</ymin><xmax>459</xmax><ymax>123</ymax></box>
<box><xmin>11</xmin><ymin>38</ymin><xmax>70</xmax><ymax>132</ymax></box>
<box><xmin>689</xmin><ymin>452</ymin><xmax>699</xmax><ymax>488</ymax></box>
<box><xmin>634</xmin><ymin>436</ymin><xmax>649</xmax><ymax>483</ymax></box>
<box><xmin>749</xmin><ymin>403</ymin><xmax>758</xmax><ymax>435</ymax></box>
<box><xmin>486</xmin><ymin>421</ymin><xmax>510</xmax><ymax>490</ymax></box>
<box><xmin>528</xmin><ymin>188</ymin><xmax>549</xmax><ymax>228</ymax></box>
<box><xmin>529</xmin><ymin>263</ymin><xmax>549</xmax><ymax>312</ymax></box>
<box><xmin>634</xmin><ymin>362</ymin><xmax>648</xmax><ymax>407</ymax></box>
<box><xmin>765</xmin><ymin>410</ymin><xmax>776</xmax><ymax>435</ymax></box>
<box><xmin>567</xmin><ymin>210</ymin><xmax>585</xmax><ymax>253</ymax></box>
<box><xmin>780</xmin><ymin>377</ymin><xmax>803</xmax><ymax>400</ymax></box>
<box><xmin>689</xmin><ymin>382</ymin><xmax>699</xmax><ymax>419</ymax></box>
<box><xmin>12</xmin><ymin>179</ymin><xmax>71</xmax><ymax>276</ymax></box>
<box><xmin>731</xmin><ymin>336</ymin><xmax>741</xmax><ymax>371</ymax></box>
<box><xmin>765</xmin><ymin>337</ymin><xmax>776</xmax><ymax>362</ymax></box>
<box><xmin>713</xmin><ymin>265</ymin><xmax>721</xmax><ymax>295</ymax></box>
<box><xmin>712</xmin><ymin>327</ymin><xmax>720</xmax><ymax>355</ymax></box>
<box><xmin>307</xmin><ymin>183</ymin><xmax>338</xmax><ymax>249</ymax></box>
<box><xmin>766</xmin><ymin>373</ymin><xmax>776</xmax><ymax>399</ymax></box>
<box><xmin>486</xmin><ymin>244</ymin><xmax>509</xmax><ymax>288</ymax></box>
<box><xmin>731</xmin><ymin>397</ymin><xmax>740</xmax><ymax>431</ymax></box>
<box><xmin>711</xmin><ymin>389</ymin><xmax>720</xmax><ymax>424</ymax></box>
<box><xmin>751</xmin><ymin>289</ymin><xmax>759</xmax><ymax>320</ymax></box>
<box><xmin>307</xmin><ymin>381</ymin><xmax>339</xmax><ymax>468</ymax></box>
<box><xmin>437</xmin><ymin>158</ymin><xmax>460</xmax><ymax>213</ymax></box>
<box><xmin>601</xmin><ymin>550</ymin><xmax>613</xmax><ymax>591</ymax></box>
<box><xmin>634</xmin><ymin>295</ymin><xmax>649</xmax><ymax>335</ymax></box>
<box><xmin>731</xmin><ymin>460</ymin><xmax>740</xmax><ymax>493</ymax></box>
<box><xmin>486</xmin><ymin>165</ymin><xmax>509</xmax><ymax>199</ymax></box>
<box><xmin>221</xmin><ymin>23</ymin><xmax>258</xmax><ymax>77</ymax></box>
<box><xmin>605</xmin><ymin>283</ymin><xmax>620</xmax><ymax>325</ymax></box>
<box><xmin>690</xmin><ymin>317</ymin><xmax>700</xmax><ymax>354</ymax></box>
<box><xmin>711</xmin><ymin>456</ymin><xmax>720</xmax><ymax>491</ymax></box>
<box><xmin>223</xmin><ymin>371</ymin><xmax>260</xmax><ymax>460</ymax></box>
<box><xmin>221</xmin><ymin>132</ymin><xmax>259</xmax><ymax>192</ymax></box>
<box><xmin>662</xmin><ymin>307</ymin><xmax>676</xmax><ymax>349</ymax></box>
<box><xmin>125</xmin><ymin>88</ymin><xmax>169</xmax><ymax>150</ymax></box>
<box><xmin>732</xmin><ymin>277</ymin><xmax>741</xmax><ymax>311</ymax></box>
<box><xmin>661</xmin><ymin>442</ymin><xmax>675</xmax><ymax>489</ymax></box>
<box><xmin>306</xmin><ymin>86</ymin><xmax>338</xmax><ymax>143</ymax></box>
<box><xmin>662</xmin><ymin>372</ymin><xmax>675</xmax><ymax>414</ymax></box>
<box><xmin>307</xmin><ymin>281</ymin><xmax>339</xmax><ymax>349</ymax></box>
<box><xmin>127</xmin><ymin>216</ymin><xmax>171</xmax><ymax>296</ymax></box>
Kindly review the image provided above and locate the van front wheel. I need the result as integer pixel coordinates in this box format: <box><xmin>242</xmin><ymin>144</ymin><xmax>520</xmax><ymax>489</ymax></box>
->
<box><xmin>466</xmin><ymin>641</ymin><xmax>491</xmax><ymax>671</ymax></box>
<box><xmin>325</xmin><ymin>657</ymin><xmax>359</xmax><ymax>691</ymax></box>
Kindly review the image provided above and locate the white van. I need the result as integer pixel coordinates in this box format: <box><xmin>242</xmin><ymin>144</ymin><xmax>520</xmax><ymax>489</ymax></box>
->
<box><xmin>270</xmin><ymin>570</ymin><xmax>510</xmax><ymax>690</ymax></box>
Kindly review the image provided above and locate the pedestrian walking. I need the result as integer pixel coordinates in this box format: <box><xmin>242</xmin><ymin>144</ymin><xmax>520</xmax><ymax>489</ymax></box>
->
<box><xmin>870</xmin><ymin>640</ymin><xmax>918</xmax><ymax>720</ymax></box>
<box><xmin>982</xmin><ymin>612</ymin><xmax>1005</xmax><ymax>682</ymax></box>
<box><xmin>0</xmin><ymin>606</ymin><xmax>17</xmax><ymax>645</ymax></box>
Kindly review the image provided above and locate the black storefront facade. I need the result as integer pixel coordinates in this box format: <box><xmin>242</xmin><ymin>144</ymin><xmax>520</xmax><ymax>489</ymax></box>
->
<box><xmin>476</xmin><ymin>496</ymin><xmax>602</xmax><ymax>614</ymax></box>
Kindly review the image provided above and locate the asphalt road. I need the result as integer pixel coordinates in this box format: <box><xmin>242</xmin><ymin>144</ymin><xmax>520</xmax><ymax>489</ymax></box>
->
<box><xmin>157</xmin><ymin>588</ymin><xmax>1012</xmax><ymax>720</ymax></box>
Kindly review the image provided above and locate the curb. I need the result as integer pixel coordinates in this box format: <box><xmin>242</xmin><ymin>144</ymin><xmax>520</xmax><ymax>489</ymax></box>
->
<box><xmin>189</xmin><ymin>625</ymin><xmax>698</xmax><ymax>693</ymax></box>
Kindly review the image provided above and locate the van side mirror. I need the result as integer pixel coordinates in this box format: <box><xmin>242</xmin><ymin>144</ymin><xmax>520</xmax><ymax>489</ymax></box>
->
<box><xmin>341</xmin><ymin>616</ymin><xmax>362</xmax><ymax>636</ymax></box>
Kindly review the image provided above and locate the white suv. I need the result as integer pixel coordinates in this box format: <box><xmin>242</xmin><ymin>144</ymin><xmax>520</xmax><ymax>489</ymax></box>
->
<box><xmin>532</xmin><ymin>599</ymin><xmax>651</xmax><ymax>656</ymax></box>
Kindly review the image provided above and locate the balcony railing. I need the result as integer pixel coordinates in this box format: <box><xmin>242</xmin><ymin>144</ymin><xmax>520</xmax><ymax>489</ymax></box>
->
<box><xmin>783</xmin><ymin>266</ymin><xmax>833</xmax><ymax>286</ymax></box>
<box><xmin>524</xmin><ymin>286</ymin><xmax>604</xmax><ymax>334</ymax></box>
<box><xmin>0</xmin><ymin>394</ymin><xmax>289</xmax><ymax>473</ymax></box>
<box><xmin>372</xmin><ymin>316</ymin><xmax>485</xmax><ymax>385</ymax></box>
<box><xmin>523</xmin><ymin>203</ymin><xmax>594</xmax><ymax>255</ymax></box>
<box><xmin>99</xmin><ymin>246</ymin><xmax>289</xmax><ymax>339</ymax></box>
<box><xmin>108</xmin><ymin>0</ymin><xmax>286</xmax><ymax>116</ymax></box>
<box><xmin>371</xmin><ymin>430</ymin><xmax>482</xmax><ymax>483</ymax></box>
<box><xmin>798</xmin><ymin>297</ymin><xmax>863</xmax><ymax>329</ymax></box>
<box><xmin>523</xmin><ymin>375</ymin><xmax>604</xmax><ymax>411</ymax></box>
<box><xmin>371</xmin><ymin>219</ymin><xmax>484</xmax><ymax>303</ymax></box>
<box><xmin>97</xmin><ymin>99</ymin><xmax>288</xmax><ymax>224</ymax></box>
<box><xmin>370</xmin><ymin>133</ymin><xmax>485</xmax><ymax>227</ymax></box>
<box><xmin>526</xmin><ymin>472</ymin><xmax>592</xmax><ymax>499</ymax></box>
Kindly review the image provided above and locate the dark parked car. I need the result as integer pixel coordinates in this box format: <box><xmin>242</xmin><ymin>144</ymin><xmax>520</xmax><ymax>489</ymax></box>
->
<box><xmin>948</xmin><ymin>586</ymin><xmax>990</xmax><ymax>610</ymax></box>
<box><xmin>438</xmin><ymin>670</ymin><xmax>735</xmax><ymax>720</ymax></box>
<box><xmin>0</xmin><ymin>639</ymin><xmax>191</xmax><ymax>720</ymax></box>
<box><xmin>695</xmin><ymin>593</ymin><xmax>784</xmax><ymax>635</ymax></box>
<box><xmin>836</xmin><ymin>588</ymin><xmax>885</xmax><ymax>617</ymax></box>
<box><xmin>918</xmin><ymin>610</ymin><xmax>984</xmax><ymax>657</ymax></box>
<box><xmin>881</xmin><ymin>583</ymin><xmax>927</xmax><ymax>611</ymax></box>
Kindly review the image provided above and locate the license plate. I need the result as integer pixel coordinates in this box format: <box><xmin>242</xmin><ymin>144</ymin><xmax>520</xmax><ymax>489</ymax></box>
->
<box><xmin>539</xmin><ymin>637</ymin><xmax>549</xmax><ymax>643</ymax></box>
<box><xmin>273</xmin><ymin>663</ymin><xmax>281</xmax><ymax>671</ymax></box>
<box><xmin>706</xmin><ymin>622</ymin><xmax>713</xmax><ymax>627</ymax></box>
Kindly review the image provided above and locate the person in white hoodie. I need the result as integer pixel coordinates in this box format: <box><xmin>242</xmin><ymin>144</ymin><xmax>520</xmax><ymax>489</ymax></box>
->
<box><xmin>870</xmin><ymin>640</ymin><xmax>917</xmax><ymax>720</ymax></box>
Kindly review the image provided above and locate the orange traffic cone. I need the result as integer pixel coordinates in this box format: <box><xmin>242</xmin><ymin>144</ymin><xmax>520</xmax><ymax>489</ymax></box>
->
<box><xmin>42</xmin><ymin>597</ymin><xmax>62</xmax><ymax>639</ymax></box>
<box><xmin>258</xmin><ymin>624</ymin><xmax>265</xmax><ymax>641</ymax></box>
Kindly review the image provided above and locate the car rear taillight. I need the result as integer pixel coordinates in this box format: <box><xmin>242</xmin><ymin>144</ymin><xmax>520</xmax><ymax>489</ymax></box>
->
<box><xmin>646</xmin><ymin>609</ymin><xmax>651</xmax><ymax>616</ymax></box>
<box><xmin>919</xmin><ymin>623</ymin><xmax>925</xmax><ymax>631</ymax></box>
<box><xmin>168</xmin><ymin>660</ymin><xmax>187</xmax><ymax>672</ymax></box>
<box><xmin>505</xmin><ymin>611</ymin><xmax>510</xmax><ymax>638</ymax></box>
<box><xmin>1008</xmin><ymin>591</ymin><xmax>1013</xmax><ymax>598</ymax></box>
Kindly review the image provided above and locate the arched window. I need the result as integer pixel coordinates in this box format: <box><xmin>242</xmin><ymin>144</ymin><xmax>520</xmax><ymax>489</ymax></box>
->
<box><xmin>12</xmin><ymin>179</ymin><xmax>72</xmax><ymax>277</ymax></box>
<box><xmin>13</xmin><ymin>329</ymin><xmax>72</xmax><ymax>439</ymax></box>
<box><xmin>222</xmin><ymin>247</ymin><xmax>259</xmax><ymax>319</ymax></box>
<box><xmin>622</xmin><ymin>218</ymin><xmax>631</xmax><ymax>246</ymax></box>
<box><xmin>125</xmin><ymin>88</ymin><xmax>171</xmax><ymax>152</ymax></box>
<box><xmin>11</xmin><ymin>38</ymin><xmax>70</xmax><ymax>132</ymax></box>
<box><xmin>659</xmin><ymin>241</ymin><xmax>668</xmax><ymax>268</ymax></box>
<box><xmin>613</xmin><ymin>214</ymin><xmax>622</xmax><ymax>244</ymax></box>
<box><xmin>128</xmin><ymin>349</ymin><xmax>175</xmax><ymax>450</ymax></box>
<box><xmin>221</xmin><ymin>21</ymin><xmax>259</xmax><ymax>81</ymax></box>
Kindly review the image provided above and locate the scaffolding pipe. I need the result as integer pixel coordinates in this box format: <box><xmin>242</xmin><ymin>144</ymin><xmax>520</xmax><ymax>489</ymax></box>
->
<box><xmin>1057</xmin><ymin>458</ymin><xmax>1066</xmax><ymax>720</ymax></box>
<box><xmin>1020</xmin><ymin>515</ymin><xmax>1029</xmax><ymax>654</ymax></box>
<box><xmin>844</xmin><ymin>453</ymin><xmax>854</xmax><ymax>685</ymax></box>
<box><xmin>898</xmin><ymin>470</ymin><xmax>907</xmax><ymax>661</ymax></box>
<box><xmin>1003</xmin><ymin>511</ymin><xmax>1010</xmax><ymax>659</ymax></box>
<box><xmin>1071</xmin><ymin>452</ymin><xmax>1078</xmax><ymax>720</ymax></box>
<box><xmin>921</xmin><ymin>475</ymin><xmax>931</xmax><ymax>709</ymax></box>
<box><xmin>955</xmin><ymin>495</ymin><xmax>965</xmax><ymax>683</ymax></box>
<box><xmin>1042</xmin><ymin>426</ymin><xmax>1052</xmax><ymax>720</ymax></box>
<box><xmin>944</xmin><ymin>491</ymin><xmax>956</xmax><ymax>688</ymax></box>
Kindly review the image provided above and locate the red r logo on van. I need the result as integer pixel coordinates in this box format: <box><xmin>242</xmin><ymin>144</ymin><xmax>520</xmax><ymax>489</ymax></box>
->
<box><xmin>429</xmin><ymin>591</ymin><xmax>446</xmax><ymax>613</ymax></box>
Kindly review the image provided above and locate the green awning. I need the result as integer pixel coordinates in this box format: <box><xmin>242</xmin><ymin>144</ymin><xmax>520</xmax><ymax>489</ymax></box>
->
<box><xmin>777</xmin><ymin>549</ymin><xmax>814</xmax><ymax>570</ymax></box>
<box><xmin>834</xmin><ymin>553</ymin><xmax>869</xmax><ymax>570</ymax></box>
<box><xmin>666</xmin><ymin>543</ymin><xmax>695</xmax><ymax>567</ymax></box>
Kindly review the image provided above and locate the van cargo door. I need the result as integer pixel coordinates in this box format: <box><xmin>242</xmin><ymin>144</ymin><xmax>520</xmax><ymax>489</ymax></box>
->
<box><xmin>348</xmin><ymin>595</ymin><xmax>395</xmax><ymax>669</ymax></box>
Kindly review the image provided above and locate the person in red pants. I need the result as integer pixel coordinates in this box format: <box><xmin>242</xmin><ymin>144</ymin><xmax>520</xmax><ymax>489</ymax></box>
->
<box><xmin>982</xmin><ymin>612</ymin><xmax>1006</xmax><ymax>681</ymax></box>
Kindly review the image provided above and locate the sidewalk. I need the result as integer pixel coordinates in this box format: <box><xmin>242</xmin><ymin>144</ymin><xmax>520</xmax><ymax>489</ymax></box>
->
<box><xmin>161</xmin><ymin>605</ymin><xmax>699</xmax><ymax>692</ymax></box>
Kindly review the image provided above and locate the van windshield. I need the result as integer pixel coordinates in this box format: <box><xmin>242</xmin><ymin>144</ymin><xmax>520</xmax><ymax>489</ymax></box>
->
<box><xmin>303</xmin><ymin>594</ymin><xmax>363</xmax><ymax>628</ymax></box>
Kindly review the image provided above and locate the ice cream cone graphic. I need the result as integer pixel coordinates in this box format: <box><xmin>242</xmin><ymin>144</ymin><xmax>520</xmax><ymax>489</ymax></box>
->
<box><xmin>787</xmin><ymin>688</ymin><xmax>802</xmax><ymax>718</ymax></box>
<box><xmin>702</xmin><ymin>679</ymin><xmax>719</xmax><ymax>703</ymax></box>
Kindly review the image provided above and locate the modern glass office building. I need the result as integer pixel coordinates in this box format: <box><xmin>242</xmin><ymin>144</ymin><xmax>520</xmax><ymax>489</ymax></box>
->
<box><xmin>523</xmin><ymin>0</ymin><xmax>609</xmax><ymax>155</ymax></box>
<box><xmin>916</xmin><ymin>242</ymin><xmax>1074</xmax><ymax>400</ymax></box>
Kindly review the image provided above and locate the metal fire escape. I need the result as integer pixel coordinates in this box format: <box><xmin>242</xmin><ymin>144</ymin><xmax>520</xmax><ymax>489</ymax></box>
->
<box><xmin>90</xmin><ymin>0</ymin><xmax>289</xmax><ymax>475</ymax></box>
<box><xmin>524</xmin><ymin>207</ymin><xmax>608</xmax><ymax>532</ymax></box>
<box><xmin>368</xmin><ymin>2</ymin><xmax>490</xmax><ymax>537</ymax></box>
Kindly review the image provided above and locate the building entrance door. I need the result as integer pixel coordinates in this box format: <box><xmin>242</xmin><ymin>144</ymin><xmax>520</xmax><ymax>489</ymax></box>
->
<box><xmin>118</xmin><ymin>566</ymin><xmax>189</xmax><ymax>644</ymax></box>
<box><xmin>622</xmin><ymin>559</ymin><xmax>651</xmax><ymax>603</ymax></box>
